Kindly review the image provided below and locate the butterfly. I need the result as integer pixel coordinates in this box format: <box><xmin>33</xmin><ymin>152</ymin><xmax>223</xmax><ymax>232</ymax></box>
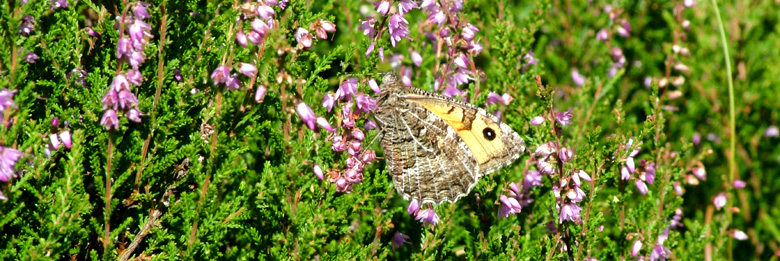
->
<box><xmin>373</xmin><ymin>73</ymin><xmax>526</xmax><ymax>205</ymax></box>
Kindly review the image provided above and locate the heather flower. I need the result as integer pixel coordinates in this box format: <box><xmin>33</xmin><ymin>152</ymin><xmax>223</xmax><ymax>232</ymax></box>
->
<box><xmin>397</xmin><ymin>0</ymin><xmax>418</xmax><ymax>15</ymax></box>
<box><xmin>295</xmin><ymin>28</ymin><xmax>313</xmax><ymax>49</ymax></box>
<box><xmin>59</xmin><ymin>131</ymin><xmax>72</xmax><ymax>149</ymax></box>
<box><xmin>235</xmin><ymin>31</ymin><xmax>248</xmax><ymax>47</ymax></box>
<box><xmin>173</xmin><ymin>69</ymin><xmax>182</xmax><ymax>82</ymax></box>
<box><xmin>391</xmin><ymin>232</ymin><xmax>410</xmax><ymax>251</ymax></box>
<box><xmin>359</xmin><ymin>17</ymin><xmax>377</xmax><ymax>38</ymax></box>
<box><xmin>387</xmin><ymin>14</ymin><xmax>410</xmax><ymax>47</ymax></box>
<box><xmin>713</xmin><ymin>192</ymin><xmax>727</xmax><ymax>210</ymax></box>
<box><xmin>415</xmin><ymin>208</ymin><xmax>440</xmax><ymax>227</ymax></box>
<box><xmin>255</xmin><ymin>85</ymin><xmax>267</xmax><ymax>103</ymax></box>
<box><xmin>571</xmin><ymin>69</ymin><xmax>585</xmax><ymax>86</ymax></box>
<box><xmin>322</xmin><ymin>92</ymin><xmax>336</xmax><ymax>112</ymax></box>
<box><xmin>733</xmin><ymin>180</ymin><xmax>746</xmax><ymax>189</ymax></box>
<box><xmin>118</xmin><ymin>90</ymin><xmax>139</xmax><ymax>109</ymax></box>
<box><xmin>19</xmin><ymin>15</ymin><xmax>35</xmax><ymax>36</ymax></box>
<box><xmin>498</xmin><ymin>195</ymin><xmax>523</xmax><ymax>219</ymax></box>
<box><xmin>596</xmin><ymin>29</ymin><xmax>608</xmax><ymax>41</ymax></box>
<box><xmin>126</xmin><ymin>69</ymin><xmax>143</xmax><ymax>86</ymax></box>
<box><xmin>336</xmin><ymin>78</ymin><xmax>358</xmax><ymax>100</ymax></box>
<box><xmin>530</xmin><ymin>116</ymin><xmax>545</xmax><ymax>125</ymax></box>
<box><xmin>635</xmin><ymin>180</ymin><xmax>649</xmax><ymax>195</ymax></box>
<box><xmin>295</xmin><ymin>102</ymin><xmax>317</xmax><ymax>130</ymax></box>
<box><xmin>461</xmin><ymin>23</ymin><xmax>479</xmax><ymax>41</ymax></box>
<box><xmin>426</xmin><ymin>6</ymin><xmax>446</xmax><ymax>26</ymax></box>
<box><xmin>468</xmin><ymin>42</ymin><xmax>483</xmax><ymax>55</ymax></box>
<box><xmin>373</xmin><ymin>0</ymin><xmax>391</xmax><ymax>16</ymax></box>
<box><xmin>312</xmin><ymin>19</ymin><xmax>336</xmax><ymax>39</ymax></box>
<box><xmin>0</xmin><ymin>89</ymin><xmax>17</xmax><ymax>113</ymax></box>
<box><xmin>25</xmin><ymin>52</ymin><xmax>39</xmax><ymax>63</ymax></box>
<box><xmin>683</xmin><ymin>0</ymin><xmax>696</xmax><ymax>8</ymax></box>
<box><xmin>407</xmin><ymin>199</ymin><xmax>420</xmax><ymax>215</ymax></box>
<box><xmin>731</xmin><ymin>229</ymin><xmax>748</xmax><ymax>240</ymax></box>
<box><xmin>616</xmin><ymin>20</ymin><xmax>631</xmax><ymax>37</ymax></box>
<box><xmin>411</xmin><ymin>51</ymin><xmax>423</xmax><ymax>67</ymax></box>
<box><xmin>487</xmin><ymin>92</ymin><xmax>513</xmax><ymax>106</ymax></box>
<box><xmin>0</xmin><ymin>146</ymin><xmax>23</xmax><ymax>182</ymax></box>
<box><xmin>631</xmin><ymin>240</ymin><xmax>642</xmax><ymax>257</ymax></box>
<box><xmin>453</xmin><ymin>53</ymin><xmax>469</xmax><ymax>69</ymax></box>
<box><xmin>316</xmin><ymin>117</ymin><xmax>335</xmax><ymax>132</ymax></box>
<box><xmin>251</xmin><ymin>18</ymin><xmax>270</xmax><ymax>37</ymax></box>
<box><xmin>210</xmin><ymin>65</ymin><xmax>230</xmax><ymax>85</ymax></box>
<box><xmin>364</xmin><ymin>120</ymin><xmax>377</xmax><ymax>131</ymax></box>
<box><xmin>256</xmin><ymin>4</ymin><xmax>275</xmax><ymax>20</ymax></box>
<box><xmin>0</xmin><ymin>191</ymin><xmax>6</xmax><ymax>201</ymax></box>
<box><xmin>100</xmin><ymin>110</ymin><xmax>120</xmax><ymax>130</ymax></box>
<box><xmin>368</xmin><ymin>79</ymin><xmax>381</xmax><ymax>93</ymax></box>
<box><xmin>224</xmin><ymin>74</ymin><xmax>242</xmax><ymax>90</ymax></box>
<box><xmin>765</xmin><ymin>125</ymin><xmax>779</xmax><ymax>138</ymax></box>
<box><xmin>127</xmin><ymin>108</ymin><xmax>143</xmax><ymax>122</ymax></box>
<box><xmin>555</xmin><ymin>110</ymin><xmax>573</xmax><ymax>126</ymax></box>
<box><xmin>238</xmin><ymin>63</ymin><xmax>257</xmax><ymax>77</ymax></box>
<box><xmin>558</xmin><ymin>202</ymin><xmax>582</xmax><ymax>224</ymax></box>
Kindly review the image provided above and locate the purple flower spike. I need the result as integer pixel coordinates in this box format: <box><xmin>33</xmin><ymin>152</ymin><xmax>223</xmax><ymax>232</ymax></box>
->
<box><xmin>295</xmin><ymin>102</ymin><xmax>317</xmax><ymax>131</ymax></box>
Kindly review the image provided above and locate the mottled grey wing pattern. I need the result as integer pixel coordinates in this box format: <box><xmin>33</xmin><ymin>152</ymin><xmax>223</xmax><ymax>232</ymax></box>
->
<box><xmin>373</xmin><ymin>74</ymin><xmax>525</xmax><ymax>205</ymax></box>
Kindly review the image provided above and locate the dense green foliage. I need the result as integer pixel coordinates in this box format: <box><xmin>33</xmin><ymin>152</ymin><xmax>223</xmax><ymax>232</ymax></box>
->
<box><xmin>1</xmin><ymin>0</ymin><xmax>778</xmax><ymax>260</ymax></box>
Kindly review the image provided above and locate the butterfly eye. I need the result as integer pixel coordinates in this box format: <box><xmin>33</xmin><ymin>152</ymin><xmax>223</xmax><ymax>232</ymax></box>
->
<box><xmin>482</xmin><ymin>127</ymin><xmax>496</xmax><ymax>141</ymax></box>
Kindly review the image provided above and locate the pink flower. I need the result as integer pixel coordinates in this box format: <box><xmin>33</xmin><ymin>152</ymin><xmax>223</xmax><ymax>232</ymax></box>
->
<box><xmin>313</xmin><ymin>164</ymin><xmax>324</xmax><ymax>180</ymax></box>
<box><xmin>415</xmin><ymin>208</ymin><xmax>440</xmax><ymax>227</ymax></box>
<box><xmin>407</xmin><ymin>199</ymin><xmax>420</xmax><ymax>215</ymax></box>
<box><xmin>295</xmin><ymin>28</ymin><xmax>313</xmax><ymax>48</ymax></box>
<box><xmin>571</xmin><ymin>69</ymin><xmax>585</xmax><ymax>86</ymax></box>
<box><xmin>0</xmin><ymin>89</ymin><xmax>18</xmax><ymax>113</ymax></box>
<box><xmin>530</xmin><ymin>116</ymin><xmax>545</xmax><ymax>125</ymax></box>
<box><xmin>316</xmin><ymin>117</ymin><xmax>335</xmax><ymax>132</ymax></box>
<box><xmin>59</xmin><ymin>130</ymin><xmax>72</xmax><ymax>149</ymax></box>
<box><xmin>387</xmin><ymin>14</ymin><xmax>410</xmax><ymax>47</ymax></box>
<box><xmin>461</xmin><ymin>23</ymin><xmax>479</xmax><ymax>41</ymax></box>
<box><xmin>596</xmin><ymin>29</ymin><xmax>608</xmax><ymax>41</ymax></box>
<box><xmin>733</xmin><ymin>180</ymin><xmax>746</xmax><ymax>189</ymax></box>
<box><xmin>100</xmin><ymin>109</ymin><xmax>120</xmax><ymax>130</ymax></box>
<box><xmin>295</xmin><ymin>102</ymin><xmax>317</xmax><ymax>130</ymax></box>
<box><xmin>396</xmin><ymin>0</ymin><xmax>418</xmax><ymax>15</ymax></box>
<box><xmin>391</xmin><ymin>232</ymin><xmax>410</xmax><ymax>251</ymax></box>
<box><xmin>255</xmin><ymin>85</ymin><xmax>267</xmax><ymax>103</ymax></box>
<box><xmin>0</xmin><ymin>146</ymin><xmax>23</xmax><ymax>182</ymax></box>
<box><xmin>631</xmin><ymin>240</ymin><xmax>642</xmax><ymax>257</ymax></box>
<box><xmin>411</xmin><ymin>51</ymin><xmax>423</xmax><ymax>67</ymax></box>
<box><xmin>238</xmin><ymin>63</ymin><xmax>257</xmax><ymax>77</ymax></box>
<box><xmin>713</xmin><ymin>192</ymin><xmax>727</xmax><ymax>210</ymax></box>
<box><xmin>731</xmin><ymin>229</ymin><xmax>748</xmax><ymax>240</ymax></box>
<box><xmin>210</xmin><ymin>65</ymin><xmax>230</xmax><ymax>85</ymax></box>
<box><xmin>373</xmin><ymin>0</ymin><xmax>391</xmax><ymax>16</ymax></box>
<box><xmin>313</xmin><ymin>19</ymin><xmax>336</xmax><ymax>39</ymax></box>
<box><xmin>359</xmin><ymin>17</ymin><xmax>377</xmax><ymax>38</ymax></box>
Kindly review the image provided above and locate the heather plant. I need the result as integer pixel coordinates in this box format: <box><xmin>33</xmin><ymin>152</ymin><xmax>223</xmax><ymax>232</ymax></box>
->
<box><xmin>1</xmin><ymin>0</ymin><xmax>778</xmax><ymax>260</ymax></box>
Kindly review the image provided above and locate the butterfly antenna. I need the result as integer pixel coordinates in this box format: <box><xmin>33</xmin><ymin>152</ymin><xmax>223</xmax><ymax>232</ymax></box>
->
<box><xmin>358</xmin><ymin>129</ymin><xmax>383</xmax><ymax>159</ymax></box>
